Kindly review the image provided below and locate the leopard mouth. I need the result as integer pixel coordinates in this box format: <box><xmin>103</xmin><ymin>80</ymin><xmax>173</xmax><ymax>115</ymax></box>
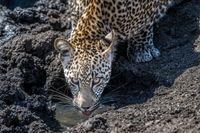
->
<box><xmin>80</xmin><ymin>105</ymin><xmax>99</xmax><ymax>116</ymax></box>
<box><xmin>81</xmin><ymin>111</ymin><xmax>92</xmax><ymax>116</ymax></box>
<box><xmin>76</xmin><ymin>104</ymin><xmax>100</xmax><ymax>116</ymax></box>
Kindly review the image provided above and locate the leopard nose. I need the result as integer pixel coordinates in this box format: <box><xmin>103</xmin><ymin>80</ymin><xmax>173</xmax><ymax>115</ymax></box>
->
<box><xmin>73</xmin><ymin>100</ymin><xmax>91</xmax><ymax>111</ymax></box>
<box><xmin>81</xmin><ymin>106</ymin><xmax>90</xmax><ymax>111</ymax></box>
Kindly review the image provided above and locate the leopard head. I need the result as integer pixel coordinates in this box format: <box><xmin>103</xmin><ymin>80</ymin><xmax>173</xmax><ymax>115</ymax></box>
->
<box><xmin>54</xmin><ymin>32</ymin><xmax>115</xmax><ymax>115</ymax></box>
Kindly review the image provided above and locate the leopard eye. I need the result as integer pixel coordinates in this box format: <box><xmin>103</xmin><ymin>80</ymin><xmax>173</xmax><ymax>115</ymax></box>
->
<box><xmin>92</xmin><ymin>78</ymin><xmax>101</xmax><ymax>85</ymax></box>
<box><xmin>69</xmin><ymin>78</ymin><xmax>79</xmax><ymax>96</ymax></box>
<box><xmin>92</xmin><ymin>78</ymin><xmax>103</xmax><ymax>97</ymax></box>
<box><xmin>71</xmin><ymin>77</ymin><xmax>79</xmax><ymax>86</ymax></box>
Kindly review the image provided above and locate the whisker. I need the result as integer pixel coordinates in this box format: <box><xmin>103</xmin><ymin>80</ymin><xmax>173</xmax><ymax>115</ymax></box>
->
<box><xmin>50</xmin><ymin>83</ymin><xmax>68</xmax><ymax>90</ymax></box>
<box><xmin>100</xmin><ymin>94</ymin><xmax>133</xmax><ymax>104</ymax></box>
<box><xmin>50</xmin><ymin>98</ymin><xmax>73</xmax><ymax>106</ymax></box>
<box><xmin>105</xmin><ymin>89</ymin><xmax>121</xmax><ymax>96</ymax></box>
<box><xmin>100</xmin><ymin>99</ymin><xmax>118</xmax><ymax>104</ymax></box>
<box><xmin>105</xmin><ymin>81</ymin><xmax>131</xmax><ymax>95</ymax></box>
<box><xmin>100</xmin><ymin>96</ymin><xmax>119</xmax><ymax>101</ymax></box>
<box><xmin>50</xmin><ymin>85</ymin><xmax>69</xmax><ymax>95</ymax></box>
<box><xmin>55</xmin><ymin>101</ymin><xmax>74</xmax><ymax>107</ymax></box>
<box><xmin>62</xmin><ymin>104</ymin><xmax>74</xmax><ymax>108</ymax></box>
<box><xmin>50</xmin><ymin>95</ymin><xmax>69</xmax><ymax>101</ymax></box>
<box><xmin>56</xmin><ymin>101</ymin><xmax>73</xmax><ymax>105</ymax></box>
<box><xmin>52</xmin><ymin>76</ymin><xmax>66</xmax><ymax>81</ymax></box>
<box><xmin>50</xmin><ymin>94</ymin><xmax>72</xmax><ymax>102</ymax></box>
<box><xmin>101</xmin><ymin>95</ymin><xmax>118</xmax><ymax>99</ymax></box>
<box><xmin>103</xmin><ymin>94</ymin><xmax>132</xmax><ymax>99</ymax></box>
<box><xmin>56</xmin><ymin>84</ymin><xmax>68</xmax><ymax>89</ymax></box>
<box><xmin>58</xmin><ymin>102</ymin><xmax>74</xmax><ymax>107</ymax></box>
<box><xmin>49</xmin><ymin>90</ymin><xmax>69</xmax><ymax>100</ymax></box>
<box><xmin>48</xmin><ymin>89</ymin><xmax>72</xmax><ymax>100</ymax></box>
<box><xmin>110</xmin><ymin>72</ymin><xmax>122</xmax><ymax>79</ymax></box>
<box><xmin>50</xmin><ymin>97</ymin><xmax>68</xmax><ymax>102</ymax></box>
<box><xmin>106</xmin><ymin>85</ymin><xmax>116</xmax><ymax>88</ymax></box>
<box><xmin>90</xmin><ymin>102</ymin><xmax>100</xmax><ymax>111</ymax></box>
<box><xmin>115</xmin><ymin>82</ymin><xmax>131</xmax><ymax>89</ymax></box>
<box><xmin>103</xmin><ymin>91</ymin><xmax>122</xmax><ymax>97</ymax></box>
<box><xmin>48</xmin><ymin>81</ymin><xmax>69</xmax><ymax>93</ymax></box>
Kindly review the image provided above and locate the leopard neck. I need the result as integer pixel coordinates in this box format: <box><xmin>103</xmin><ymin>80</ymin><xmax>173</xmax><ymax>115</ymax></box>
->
<box><xmin>69</xmin><ymin>1</ymin><xmax>111</xmax><ymax>49</ymax></box>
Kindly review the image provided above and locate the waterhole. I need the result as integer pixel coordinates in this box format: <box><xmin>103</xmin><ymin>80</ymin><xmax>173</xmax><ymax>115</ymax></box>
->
<box><xmin>55</xmin><ymin>103</ymin><xmax>114</xmax><ymax>127</ymax></box>
<box><xmin>55</xmin><ymin>103</ymin><xmax>87</xmax><ymax>127</ymax></box>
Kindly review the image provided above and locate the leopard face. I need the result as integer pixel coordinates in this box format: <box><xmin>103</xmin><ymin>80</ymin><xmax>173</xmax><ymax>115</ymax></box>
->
<box><xmin>54</xmin><ymin>35</ymin><xmax>114</xmax><ymax>115</ymax></box>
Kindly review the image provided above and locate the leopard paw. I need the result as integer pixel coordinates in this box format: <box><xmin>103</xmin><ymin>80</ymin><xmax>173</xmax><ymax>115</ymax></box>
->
<box><xmin>128</xmin><ymin>46</ymin><xmax>160</xmax><ymax>63</ymax></box>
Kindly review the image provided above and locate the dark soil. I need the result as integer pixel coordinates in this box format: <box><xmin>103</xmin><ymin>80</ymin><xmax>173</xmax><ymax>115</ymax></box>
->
<box><xmin>0</xmin><ymin>0</ymin><xmax>200</xmax><ymax>133</ymax></box>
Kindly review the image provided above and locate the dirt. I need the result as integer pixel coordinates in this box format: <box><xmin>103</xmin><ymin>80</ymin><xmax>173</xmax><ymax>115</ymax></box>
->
<box><xmin>0</xmin><ymin>0</ymin><xmax>200</xmax><ymax>133</ymax></box>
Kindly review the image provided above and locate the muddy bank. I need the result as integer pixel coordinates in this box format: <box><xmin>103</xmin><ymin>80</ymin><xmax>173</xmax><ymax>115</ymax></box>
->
<box><xmin>0</xmin><ymin>0</ymin><xmax>200</xmax><ymax>133</ymax></box>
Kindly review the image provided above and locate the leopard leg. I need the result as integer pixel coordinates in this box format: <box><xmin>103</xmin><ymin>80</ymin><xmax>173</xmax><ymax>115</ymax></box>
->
<box><xmin>127</xmin><ymin>26</ymin><xmax>160</xmax><ymax>63</ymax></box>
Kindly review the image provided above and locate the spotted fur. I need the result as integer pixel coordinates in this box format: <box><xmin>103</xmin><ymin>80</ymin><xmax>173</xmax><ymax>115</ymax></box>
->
<box><xmin>55</xmin><ymin>0</ymin><xmax>174</xmax><ymax>114</ymax></box>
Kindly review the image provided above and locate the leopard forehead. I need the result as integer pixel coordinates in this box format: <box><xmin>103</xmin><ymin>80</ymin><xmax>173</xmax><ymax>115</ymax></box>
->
<box><xmin>64</xmin><ymin>49</ymin><xmax>112</xmax><ymax>97</ymax></box>
<box><xmin>67</xmin><ymin>51</ymin><xmax>111</xmax><ymax>77</ymax></box>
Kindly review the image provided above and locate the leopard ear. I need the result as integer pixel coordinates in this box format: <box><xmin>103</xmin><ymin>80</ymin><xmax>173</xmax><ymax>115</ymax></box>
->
<box><xmin>101</xmin><ymin>31</ymin><xmax>116</xmax><ymax>62</ymax></box>
<box><xmin>54</xmin><ymin>37</ymin><xmax>74</xmax><ymax>66</ymax></box>
<box><xmin>101</xmin><ymin>31</ymin><xmax>113</xmax><ymax>46</ymax></box>
<box><xmin>54</xmin><ymin>37</ymin><xmax>74</xmax><ymax>53</ymax></box>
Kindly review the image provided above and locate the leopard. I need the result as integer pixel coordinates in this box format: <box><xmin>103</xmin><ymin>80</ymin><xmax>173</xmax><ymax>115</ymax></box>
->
<box><xmin>54</xmin><ymin>0</ymin><xmax>174</xmax><ymax>116</ymax></box>
<box><xmin>68</xmin><ymin>0</ymin><xmax>92</xmax><ymax>32</ymax></box>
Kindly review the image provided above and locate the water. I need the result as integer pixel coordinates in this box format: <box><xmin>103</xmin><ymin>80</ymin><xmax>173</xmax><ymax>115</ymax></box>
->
<box><xmin>55</xmin><ymin>103</ymin><xmax>114</xmax><ymax>127</ymax></box>
<box><xmin>55</xmin><ymin>103</ymin><xmax>88</xmax><ymax>127</ymax></box>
